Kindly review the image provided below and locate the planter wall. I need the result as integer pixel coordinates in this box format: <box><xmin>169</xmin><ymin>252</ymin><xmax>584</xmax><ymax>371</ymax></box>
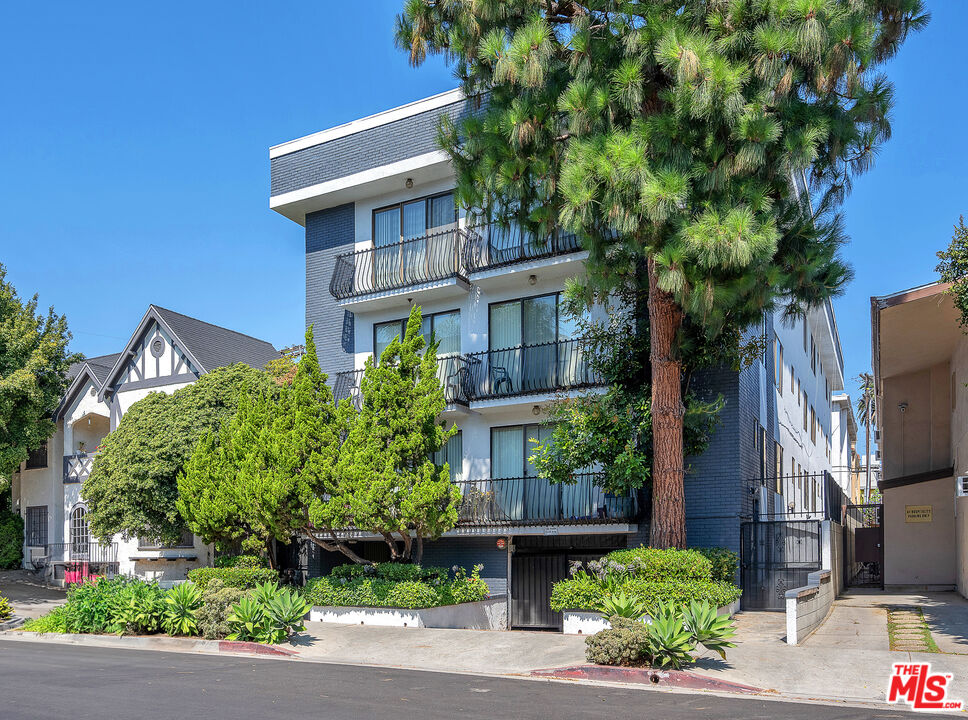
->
<box><xmin>310</xmin><ymin>595</ymin><xmax>507</xmax><ymax>631</ymax></box>
<box><xmin>563</xmin><ymin>598</ymin><xmax>741</xmax><ymax>636</ymax></box>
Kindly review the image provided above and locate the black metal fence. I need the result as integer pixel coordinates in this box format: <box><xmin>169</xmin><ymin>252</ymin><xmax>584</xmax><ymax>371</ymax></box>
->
<box><xmin>456</xmin><ymin>474</ymin><xmax>637</xmax><ymax>526</ymax></box>
<box><xmin>332</xmin><ymin>355</ymin><xmax>472</xmax><ymax>408</ymax></box>
<box><xmin>329</xmin><ymin>227</ymin><xmax>471</xmax><ymax>300</ymax></box>
<box><xmin>740</xmin><ymin>520</ymin><xmax>822</xmax><ymax>610</ymax></box>
<box><xmin>754</xmin><ymin>471</ymin><xmax>848</xmax><ymax>522</ymax></box>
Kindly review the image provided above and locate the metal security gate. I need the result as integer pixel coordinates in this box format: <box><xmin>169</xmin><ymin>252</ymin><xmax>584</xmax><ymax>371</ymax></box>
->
<box><xmin>844</xmin><ymin>503</ymin><xmax>884</xmax><ymax>589</ymax></box>
<box><xmin>511</xmin><ymin>554</ymin><xmax>568</xmax><ymax>629</ymax></box>
<box><xmin>740</xmin><ymin>520</ymin><xmax>822</xmax><ymax>610</ymax></box>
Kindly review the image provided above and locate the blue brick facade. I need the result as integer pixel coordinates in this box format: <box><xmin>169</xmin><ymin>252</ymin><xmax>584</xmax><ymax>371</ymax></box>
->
<box><xmin>305</xmin><ymin>203</ymin><xmax>356</xmax><ymax>375</ymax></box>
<box><xmin>271</xmin><ymin>100</ymin><xmax>469</xmax><ymax>197</ymax></box>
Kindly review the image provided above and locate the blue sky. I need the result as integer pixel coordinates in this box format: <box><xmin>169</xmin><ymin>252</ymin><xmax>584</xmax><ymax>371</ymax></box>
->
<box><xmin>1</xmin><ymin>1</ymin><xmax>965</xmax><ymax>443</ymax></box>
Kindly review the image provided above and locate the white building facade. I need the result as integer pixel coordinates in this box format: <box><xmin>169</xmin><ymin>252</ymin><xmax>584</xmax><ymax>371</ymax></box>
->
<box><xmin>10</xmin><ymin>305</ymin><xmax>278</xmax><ymax>586</ymax></box>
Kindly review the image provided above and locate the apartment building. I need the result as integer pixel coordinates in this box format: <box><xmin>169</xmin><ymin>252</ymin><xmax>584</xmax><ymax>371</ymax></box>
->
<box><xmin>269</xmin><ymin>90</ymin><xmax>849</xmax><ymax>627</ymax></box>
<box><xmin>10</xmin><ymin>305</ymin><xmax>279</xmax><ymax>586</ymax></box>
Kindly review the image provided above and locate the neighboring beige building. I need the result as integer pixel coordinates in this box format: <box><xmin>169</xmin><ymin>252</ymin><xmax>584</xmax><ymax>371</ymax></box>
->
<box><xmin>872</xmin><ymin>282</ymin><xmax>966</xmax><ymax>592</ymax></box>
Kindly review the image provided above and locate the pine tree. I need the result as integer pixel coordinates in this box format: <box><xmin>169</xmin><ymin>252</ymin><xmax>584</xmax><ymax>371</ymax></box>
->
<box><xmin>334</xmin><ymin>306</ymin><xmax>459</xmax><ymax>564</ymax></box>
<box><xmin>396</xmin><ymin>0</ymin><xmax>926</xmax><ymax>547</ymax></box>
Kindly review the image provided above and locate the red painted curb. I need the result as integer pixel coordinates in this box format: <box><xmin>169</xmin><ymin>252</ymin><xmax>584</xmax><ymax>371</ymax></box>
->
<box><xmin>218</xmin><ymin>640</ymin><xmax>299</xmax><ymax>657</ymax></box>
<box><xmin>531</xmin><ymin>665</ymin><xmax>763</xmax><ymax>695</ymax></box>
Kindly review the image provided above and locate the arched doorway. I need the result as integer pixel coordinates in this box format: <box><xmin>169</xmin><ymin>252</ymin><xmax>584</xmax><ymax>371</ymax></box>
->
<box><xmin>70</xmin><ymin>506</ymin><xmax>90</xmax><ymax>559</ymax></box>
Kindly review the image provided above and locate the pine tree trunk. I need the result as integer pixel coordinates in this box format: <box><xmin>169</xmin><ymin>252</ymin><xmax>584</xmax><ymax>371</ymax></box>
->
<box><xmin>647</xmin><ymin>257</ymin><xmax>687</xmax><ymax>549</ymax></box>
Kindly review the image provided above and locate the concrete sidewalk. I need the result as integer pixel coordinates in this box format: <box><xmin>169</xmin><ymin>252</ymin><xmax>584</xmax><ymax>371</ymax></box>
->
<box><xmin>0</xmin><ymin>570</ymin><xmax>66</xmax><ymax>619</ymax></box>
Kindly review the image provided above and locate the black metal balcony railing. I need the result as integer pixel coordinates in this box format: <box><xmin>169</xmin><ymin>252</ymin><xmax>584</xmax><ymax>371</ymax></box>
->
<box><xmin>460</xmin><ymin>338</ymin><xmax>601</xmax><ymax>401</ymax></box>
<box><xmin>45</xmin><ymin>541</ymin><xmax>119</xmax><ymax>563</ymax></box>
<box><xmin>63</xmin><ymin>452</ymin><xmax>96</xmax><ymax>484</ymax></box>
<box><xmin>333</xmin><ymin>339</ymin><xmax>602</xmax><ymax>408</ymax></box>
<box><xmin>464</xmin><ymin>224</ymin><xmax>582</xmax><ymax>272</ymax></box>
<box><xmin>456</xmin><ymin>474</ymin><xmax>637</xmax><ymax>526</ymax></box>
<box><xmin>754</xmin><ymin>471</ymin><xmax>847</xmax><ymax>521</ymax></box>
<box><xmin>333</xmin><ymin>355</ymin><xmax>471</xmax><ymax>409</ymax></box>
<box><xmin>329</xmin><ymin>226</ymin><xmax>473</xmax><ymax>301</ymax></box>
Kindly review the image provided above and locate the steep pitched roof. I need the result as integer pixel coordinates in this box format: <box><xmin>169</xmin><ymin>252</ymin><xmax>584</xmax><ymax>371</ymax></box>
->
<box><xmin>57</xmin><ymin>353</ymin><xmax>123</xmax><ymax>421</ymax></box>
<box><xmin>151</xmin><ymin>306</ymin><xmax>280</xmax><ymax>374</ymax></box>
<box><xmin>97</xmin><ymin>305</ymin><xmax>280</xmax><ymax>399</ymax></box>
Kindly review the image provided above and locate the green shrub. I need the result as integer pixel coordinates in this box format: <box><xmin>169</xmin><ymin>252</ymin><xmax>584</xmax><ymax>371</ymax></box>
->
<box><xmin>187</xmin><ymin>567</ymin><xmax>277</xmax><ymax>590</ymax></box>
<box><xmin>695</xmin><ymin>548</ymin><xmax>739</xmax><ymax>584</ymax></box>
<box><xmin>384</xmin><ymin>581</ymin><xmax>438</xmax><ymax>609</ymax></box>
<box><xmin>0</xmin><ymin>509</ymin><xmax>24</xmax><ymax>570</ymax></box>
<box><xmin>585</xmin><ymin>615</ymin><xmax>652</xmax><ymax>666</ymax></box>
<box><xmin>214</xmin><ymin>555</ymin><xmax>268</xmax><ymax>569</ymax></box>
<box><xmin>584</xmin><ymin>602</ymin><xmax>737</xmax><ymax>669</ymax></box>
<box><xmin>602</xmin><ymin>547</ymin><xmax>713</xmax><ymax>582</ymax></box>
<box><xmin>107</xmin><ymin>581</ymin><xmax>166</xmax><ymax>635</ymax></box>
<box><xmin>22</xmin><ymin>606</ymin><xmax>68</xmax><ymax>633</ymax></box>
<box><xmin>0</xmin><ymin>594</ymin><xmax>12</xmax><ymax>620</ymax></box>
<box><xmin>196</xmin><ymin>579</ymin><xmax>244</xmax><ymax>640</ymax></box>
<box><xmin>64</xmin><ymin>577</ymin><xmax>137</xmax><ymax>634</ymax></box>
<box><xmin>551</xmin><ymin>578</ymin><xmax>740</xmax><ymax>613</ymax></box>
<box><xmin>303</xmin><ymin>563</ymin><xmax>488</xmax><ymax>609</ymax></box>
<box><xmin>444</xmin><ymin>564</ymin><xmax>489</xmax><ymax>605</ymax></box>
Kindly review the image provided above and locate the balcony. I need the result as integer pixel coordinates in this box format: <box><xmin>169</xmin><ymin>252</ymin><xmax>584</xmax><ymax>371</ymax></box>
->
<box><xmin>456</xmin><ymin>474</ymin><xmax>638</xmax><ymax>527</ymax></box>
<box><xmin>329</xmin><ymin>226</ymin><xmax>473</xmax><ymax>306</ymax></box>
<box><xmin>464</xmin><ymin>225</ymin><xmax>582</xmax><ymax>273</ymax></box>
<box><xmin>63</xmin><ymin>452</ymin><xmax>96</xmax><ymax>484</ymax></box>
<box><xmin>460</xmin><ymin>338</ymin><xmax>602</xmax><ymax>402</ymax></box>
<box><xmin>333</xmin><ymin>355</ymin><xmax>472</xmax><ymax>409</ymax></box>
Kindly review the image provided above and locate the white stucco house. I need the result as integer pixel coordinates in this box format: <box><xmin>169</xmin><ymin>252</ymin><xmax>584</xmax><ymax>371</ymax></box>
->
<box><xmin>9</xmin><ymin>304</ymin><xmax>279</xmax><ymax>587</ymax></box>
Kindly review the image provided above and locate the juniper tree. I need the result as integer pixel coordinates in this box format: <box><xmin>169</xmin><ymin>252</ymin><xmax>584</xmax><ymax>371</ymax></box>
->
<box><xmin>334</xmin><ymin>306</ymin><xmax>459</xmax><ymax>564</ymax></box>
<box><xmin>396</xmin><ymin>0</ymin><xmax>926</xmax><ymax>547</ymax></box>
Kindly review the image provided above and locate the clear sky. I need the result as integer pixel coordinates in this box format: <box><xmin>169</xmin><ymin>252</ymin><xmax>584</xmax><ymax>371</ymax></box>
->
<box><xmin>2</xmin><ymin>1</ymin><xmax>965</xmax><ymax>449</ymax></box>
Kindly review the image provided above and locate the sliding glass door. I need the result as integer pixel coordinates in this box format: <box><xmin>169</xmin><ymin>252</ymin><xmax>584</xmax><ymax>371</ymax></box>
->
<box><xmin>490</xmin><ymin>424</ymin><xmax>557</xmax><ymax>522</ymax></box>
<box><xmin>372</xmin><ymin>192</ymin><xmax>456</xmax><ymax>290</ymax></box>
<box><xmin>487</xmin><ymin>293</ymin><xmax>579</xmax><ymax>395</ymax></box>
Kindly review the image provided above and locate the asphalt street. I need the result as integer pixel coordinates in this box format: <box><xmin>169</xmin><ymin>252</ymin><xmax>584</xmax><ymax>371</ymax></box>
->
<box><xmin>0</xmin><ymin>639</ymin><xmax>918</xmax><ymax>719</ymax></box>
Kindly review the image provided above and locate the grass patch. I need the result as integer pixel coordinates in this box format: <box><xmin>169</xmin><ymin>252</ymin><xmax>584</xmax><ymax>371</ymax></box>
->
<box><xmin>886</xmin><ymin>606</ymin><xmax>940</xmax><ymax>653</ymax></box>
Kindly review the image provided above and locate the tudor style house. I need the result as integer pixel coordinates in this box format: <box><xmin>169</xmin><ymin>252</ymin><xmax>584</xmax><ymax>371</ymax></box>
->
<box><xmin>10</xmin><ymin>305</ymin><xmax>279</xmax><ymax>587</ymax></box>
<box><xmin>269</xmin><ymin>89</ymin><xmax>852</xmax><ymax>627</ymax></box>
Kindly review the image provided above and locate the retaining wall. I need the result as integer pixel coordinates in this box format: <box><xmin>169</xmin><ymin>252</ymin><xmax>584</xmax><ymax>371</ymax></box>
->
<box><xmin>784</xmin><ymin>569</ymin><xmax>834</xmax><ymax>645</ymax></box>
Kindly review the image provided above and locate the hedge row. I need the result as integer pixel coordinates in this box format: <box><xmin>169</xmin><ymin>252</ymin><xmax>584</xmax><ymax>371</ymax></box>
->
<box><xmin>186</xmin><ymin>567</ymin><xmax>278</xmax><ymax>590</ymax></box>
<box><xmin>550</xmin><ymin>576</ymin><xmax>742</xmax><ymax>613</ymax></box>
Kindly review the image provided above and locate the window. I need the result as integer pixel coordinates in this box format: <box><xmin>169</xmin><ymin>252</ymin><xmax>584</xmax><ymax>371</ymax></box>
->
<box><xmin>488</xmin><ymin>293</ymin><xmax>580</xmax><ymax>391</ymax></box>
<box><xmin>775</xmin><ymin>444</ymin><xmax>784</xmax><ymax>495</ymax></box>
<box><xmin>373</xmin><ymin>310</ymin><xmax>461</xmax><ymax>363</ymax></box>
<box><xmin>811</xmin><ymin>478</ymin><xmax>817</xmax><ymax>512</ymax></box>
<box><xmin>802</xmin><ymin>317</ymin><xmax>808</xmax><ymax>351</ymax></box>
<box><xmin>810</xmin><ymin>407</ymin><xmax>816</xmax><ymax>444</ymax></box>
<box><xmin>372</xmin><ymin>191</ymin><xmax>457</xmax><ymax>289</ymax></box>
<box><xmin>70</xmin><ymin>507</ymin><xmax>90</xmax><ymax>556</ymax></box>
<box><xmin>790</xmin><ymin>366</ymin><xmax>795</xmax><ymax>395</ymax></box>
<box><xmin>492</xmin><ymin>423</ymin><xmax>554</xmax><ymax>480</ymax></box>
<box><xmin>802</xmin><ymin>394</ymin><xmax>808</xmax><ymax>431</ymax></box>
<box><xmin>759</xmin><ymin>313</ymin><xmax>768</xmax><ymax>365</ymax></box>
<box><xmin>432</xmin><ymin>430</ymin><xmax>463</xmax><ymax>482</ymax></box>
<box><xmin>774</xmin><ymin>337</ymin><xmax>783</xmax><ymax>394</ymax></box>
<box><xmin>138</xmin><ymin>528</ymin><xmax>194</xmax><ymax>550</ymax></box>
<box><xmin>372</xmin><ymin>191</ymin><xmax>456</xmax><ymax>246</ymax></box>
<box><xmin>25</xmin><ymin>506</ymin><xmax>47</xmax><ymax>547</ymax></box>
<box><xmin>796</xmin><ymin>379</ymin><xmax>801</xmax><ymax>403</ymax></box>
<box><xmin>758</xmin><ymin>425</ymin><xmax>767</xmax><ymax>480</ymax></box>
<box><xmin>25</xmin><ymin>443</ymin><xmax>47</xmax><ymax>469</ymax></box>
<box><xmin>810</xmin><ymin>337</ymin><xmax>817</xmax><ymax>374</ymax></box>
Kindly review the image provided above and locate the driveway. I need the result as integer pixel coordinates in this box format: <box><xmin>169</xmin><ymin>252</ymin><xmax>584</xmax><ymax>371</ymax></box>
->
<box><xmin>0</xmin><ymin>570</ymin><xmax>66</xmax><ymax>619</ymax></box>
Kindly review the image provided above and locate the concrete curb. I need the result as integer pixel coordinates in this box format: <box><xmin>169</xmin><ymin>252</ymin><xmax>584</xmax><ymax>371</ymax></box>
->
<box><xmin>531</xmin><ymin>664</ymin><xmax>763</xmax><ymax>695</ymax></box>
<box><xmin>0</xmin><ymin>630</ymin><xmax>299</xmax><ymax>658</ymax></box>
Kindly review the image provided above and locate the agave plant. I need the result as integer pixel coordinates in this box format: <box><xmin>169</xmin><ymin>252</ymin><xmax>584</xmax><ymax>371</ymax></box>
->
<box><xmin>596</xmin><ymin>591</ymin><xmax>649</xmax><ymax>620</ymax></box>
<box><xmin>641</xmin><ymin>601</ymin><xmax>696</xmax><ymax>669</ymax></box>
<box><xmin>162</xmin><ymin>582</ymin><xmax>202</xmax><ymax>636</ymax></box>
<box><xmin>226</xmin><ymin>595</ymin><xmax>267</xmax><ymax>642</ymax></box>
<box><xmin>681</xmin><ymin>600</ymin><xmax>737</xmax><ymax>660</ymax></box>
